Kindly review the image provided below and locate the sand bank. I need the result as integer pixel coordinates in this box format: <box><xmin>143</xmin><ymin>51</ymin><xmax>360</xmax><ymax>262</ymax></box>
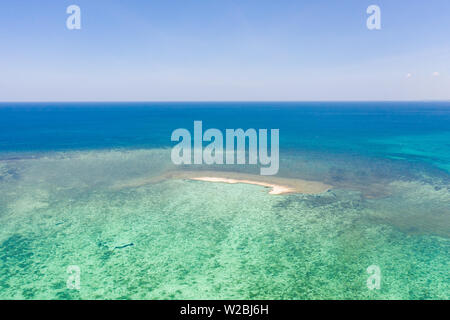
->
<box><xmin>113</xmin><ymin>170</ymin><xmax>331</xmax><ymax>195</ymax></box>
<box><xmin>189</xmin><ymin>176</ymin><xmax>294</xmax><ymax>194</ymax></box>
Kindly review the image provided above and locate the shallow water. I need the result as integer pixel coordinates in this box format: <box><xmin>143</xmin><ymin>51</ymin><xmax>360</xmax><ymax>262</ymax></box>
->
<box><xmin>0</xmin><ymin>103</ymin><xmax>449</xmax><ymax>299</ymax></box>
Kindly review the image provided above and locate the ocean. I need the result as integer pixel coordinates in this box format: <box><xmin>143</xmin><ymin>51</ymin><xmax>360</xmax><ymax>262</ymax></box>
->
<box><xmin>0</xmin><ymin>102</ymin><xmax>449</xmax><ymax>299</ymax></box>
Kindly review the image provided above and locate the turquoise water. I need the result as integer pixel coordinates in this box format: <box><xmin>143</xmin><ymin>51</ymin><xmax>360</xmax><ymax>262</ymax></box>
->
<box><xmin>0</xmin><ymin>102</ymin><xmax>449</xmax><ymax>299</ymax></box>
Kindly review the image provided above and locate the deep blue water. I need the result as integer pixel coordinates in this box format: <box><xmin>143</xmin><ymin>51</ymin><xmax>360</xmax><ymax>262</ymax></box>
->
<box><xmin>1</xmin><ymin>102</ymin><xmax>450</xmax><ymax>172</ymax></box>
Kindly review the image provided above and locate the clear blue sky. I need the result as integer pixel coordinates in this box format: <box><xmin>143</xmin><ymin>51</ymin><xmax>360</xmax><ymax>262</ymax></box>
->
<box><xmin>0</xmin><ymin>0</ymin><xmax>449</xmax><ymax>101</ymax></box>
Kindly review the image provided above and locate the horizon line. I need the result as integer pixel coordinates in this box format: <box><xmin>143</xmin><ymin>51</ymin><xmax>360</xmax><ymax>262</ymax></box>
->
<box><xmin>1</xmin><ymin>100</ymin><xmax>450</xmax><ymax>104</ymax></box>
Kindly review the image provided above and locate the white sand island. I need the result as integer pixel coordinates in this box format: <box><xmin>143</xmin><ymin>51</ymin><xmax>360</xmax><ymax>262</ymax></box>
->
<box><xmin>113</xmin><ymin>170</ymin><xmax>331</xmax><ymax>195</ymax></box>
<box><xmin>190</xmin><ymin>176</ymin><xmax>295</xmax><ymax>195</ymax></box>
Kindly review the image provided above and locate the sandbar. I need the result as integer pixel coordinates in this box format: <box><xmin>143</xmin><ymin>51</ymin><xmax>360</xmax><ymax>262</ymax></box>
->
<box><xmin>112</xmin><ymin>170</ymin><xmax>331</xmax><ymax>195</ymax></box>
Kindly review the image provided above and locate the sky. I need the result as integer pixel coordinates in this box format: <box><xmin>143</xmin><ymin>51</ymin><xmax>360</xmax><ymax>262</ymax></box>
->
<box><xmin>0</xmin><ymin>0</ymin><xmax>449</xmax><ymax>101</ymax></box>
